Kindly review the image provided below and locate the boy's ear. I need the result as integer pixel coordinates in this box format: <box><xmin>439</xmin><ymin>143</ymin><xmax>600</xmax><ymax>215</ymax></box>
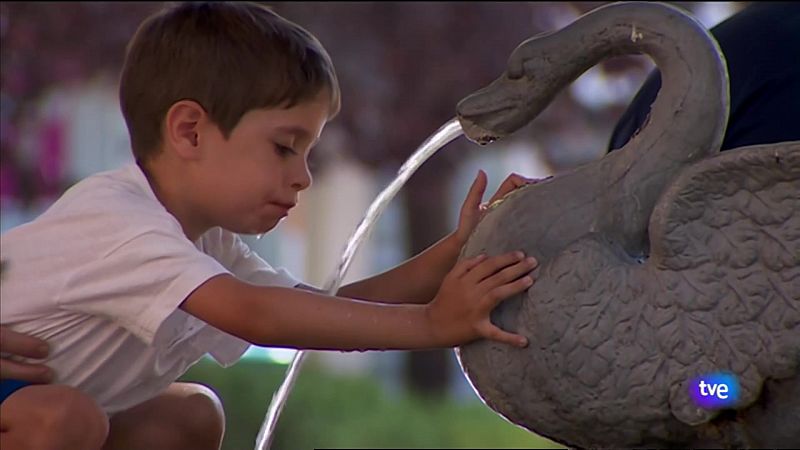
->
<box><xmin>164</xmin><ymin>100</ymin><xmax>207</xmax><ymax>160</ymax></box>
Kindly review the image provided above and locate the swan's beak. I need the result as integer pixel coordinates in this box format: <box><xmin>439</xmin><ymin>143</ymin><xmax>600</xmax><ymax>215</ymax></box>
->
<box><xmin>456</xmin><ymin>75</ymin><xmax>537</xmax><ymax>145</ymax></box>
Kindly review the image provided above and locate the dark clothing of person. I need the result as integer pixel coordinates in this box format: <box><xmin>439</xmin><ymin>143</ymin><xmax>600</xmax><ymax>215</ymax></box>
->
<box><xmin>0</xmin><ymin>379</ymin><xmax>31</xmax><ymax>404</ymax></box>
<box><xmin>608</xmin><ymin>2</ymin><xmax>800</xmax><ymax>152</ymax></box>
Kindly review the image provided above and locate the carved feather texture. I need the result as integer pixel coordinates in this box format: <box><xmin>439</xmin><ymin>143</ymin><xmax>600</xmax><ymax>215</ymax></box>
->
<box><xmin>458</xmin><ymin>144</ymin><xmax>800</xmax><ymax>448</ymax></box>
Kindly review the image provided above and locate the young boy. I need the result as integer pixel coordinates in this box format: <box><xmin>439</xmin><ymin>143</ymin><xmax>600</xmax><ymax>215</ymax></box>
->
<box><xmin>0</xmin><ymin>2</ymin><xmax>538</xmax><ymax>449</ymax></box>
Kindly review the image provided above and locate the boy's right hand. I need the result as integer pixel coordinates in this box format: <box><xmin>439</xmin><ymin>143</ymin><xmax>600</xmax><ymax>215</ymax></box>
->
<box><xmin>426</xmin><ymin>251</ymin><xmax>537</xmax><ymax>348</ymax></box>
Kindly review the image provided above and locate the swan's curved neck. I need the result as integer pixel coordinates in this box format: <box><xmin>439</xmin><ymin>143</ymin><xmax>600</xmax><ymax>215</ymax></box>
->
<box><xmin>511</xmin><ymin>2</ymin><xmax>730</xmax><ymax>256</ymax></box>
<box><xmin>456</xmin><ymin>3</ymin><xmax>731</xmax><ymax>257</ymax></box>
<box><xmin>545</xmin><ymin>2</ymin><xmax>729</xmax><ymax>159</ymax></box>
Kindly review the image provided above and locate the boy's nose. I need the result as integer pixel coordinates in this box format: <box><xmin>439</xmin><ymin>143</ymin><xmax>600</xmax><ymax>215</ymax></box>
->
<box><xmin>291</xmin><ymin>165</ymin><xmax>312</xmax><ymax>191</ymax></box>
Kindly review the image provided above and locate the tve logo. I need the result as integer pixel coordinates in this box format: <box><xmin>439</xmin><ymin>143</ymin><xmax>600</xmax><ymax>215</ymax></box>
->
<box><xmin>689</xmin><ymin>372</ymin><xmax>740</xmax><ymax>409</ymax></box>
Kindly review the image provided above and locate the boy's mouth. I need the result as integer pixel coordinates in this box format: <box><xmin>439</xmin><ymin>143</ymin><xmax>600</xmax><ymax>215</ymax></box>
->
<box><xmin>271</xmin><ymin>201</ymin><xmax>296</xmax><ymax>210</ymax></box>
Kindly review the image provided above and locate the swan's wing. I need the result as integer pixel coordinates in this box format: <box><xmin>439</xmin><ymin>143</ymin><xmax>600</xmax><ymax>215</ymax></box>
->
<box><xmin>648</xmin><ymin>142</ymin><xmax>800</xmax><ymax>427</ymax></box>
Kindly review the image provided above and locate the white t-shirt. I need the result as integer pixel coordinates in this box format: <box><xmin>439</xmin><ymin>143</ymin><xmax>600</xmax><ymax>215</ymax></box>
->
<box><xmin>0</xmin><ymin>162</ymin><xmax>300</xmax><ymax>414</ymax></box>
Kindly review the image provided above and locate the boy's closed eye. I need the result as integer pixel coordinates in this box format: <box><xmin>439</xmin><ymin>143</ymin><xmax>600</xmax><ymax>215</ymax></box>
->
<box><xmin>274</xmin><ymin>143</ymin><xmax>297</xmax><ymax>157</ymax></box>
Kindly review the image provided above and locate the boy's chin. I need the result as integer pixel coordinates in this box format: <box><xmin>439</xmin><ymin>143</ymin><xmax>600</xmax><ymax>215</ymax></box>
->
<box><xmin>225</xmin><ymin>214</ymin><xmax>284</xmax><ymax>236</ymax></box>
<box><xmin>243</xmin><ymin>219</ymin><xmax>282</xmax><ymax>235</ymax></box>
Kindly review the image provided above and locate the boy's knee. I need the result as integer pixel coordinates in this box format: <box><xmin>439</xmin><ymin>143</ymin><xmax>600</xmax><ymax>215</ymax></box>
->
<box><xmin>176</xmin><ymin>383</ymin><xmax>225</xmax><ymax>446</ymax></box>
<box><xmin>110</xmin><ymin>382</ymin><xmax>224</xmax><ymax>450</ymax></box>
<box><xmin>41</xmin><ymin>386</ymin><xmax>109</xmax><ymax>449</ymax></box>
<box><xmin>3</xmin><ymin>385</ymin><xmax>108</xmax><ymax>450</ymax></box>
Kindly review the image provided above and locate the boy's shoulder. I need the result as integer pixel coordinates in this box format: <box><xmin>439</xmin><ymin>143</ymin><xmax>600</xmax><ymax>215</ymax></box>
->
<box><xmin>46</xmin><ymin>163</ymin><xmax>157</xmax><ymax>216</ymax></box>
<box><xmin>2</xmin><ymin>163</ymin><xmax>183</xmax><ymax>247</ymax></box>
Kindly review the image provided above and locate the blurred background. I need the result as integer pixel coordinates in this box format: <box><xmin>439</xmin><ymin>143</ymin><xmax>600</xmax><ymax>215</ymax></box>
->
<box><xmin>1</xmin><ymin>1</ymin><xmax>743</xmax><ymax>448</ymax></box>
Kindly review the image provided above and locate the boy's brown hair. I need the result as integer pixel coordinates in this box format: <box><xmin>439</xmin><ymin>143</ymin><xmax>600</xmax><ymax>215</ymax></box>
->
<box><xmin>119</xmin><ymin>2</ymin><xmax>341</xmax><ymax>162</ymax></box>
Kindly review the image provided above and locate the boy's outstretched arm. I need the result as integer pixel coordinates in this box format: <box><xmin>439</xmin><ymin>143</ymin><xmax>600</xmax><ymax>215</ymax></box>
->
<box><xmin>336</xmin><ymin>170</ymin><xmax>537</xmax><ymax>304</ymax></box>
<box><xmin>180</xmin><ymin>249</ymin><xmax>536</xmax><ymax>351</ymax></box>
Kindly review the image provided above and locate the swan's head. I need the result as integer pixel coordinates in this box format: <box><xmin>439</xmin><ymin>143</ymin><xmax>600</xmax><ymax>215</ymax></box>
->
<box><xmin>456</xmin><ymin>36</ymin><xmax>561</xmax><ymax>145</ymax></box>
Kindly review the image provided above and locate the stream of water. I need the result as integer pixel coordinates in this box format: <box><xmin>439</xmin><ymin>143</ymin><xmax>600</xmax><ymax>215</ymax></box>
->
<box><xmin>254</xmin><ymin>117</ymin><xmax>464</xmax><ymax>449</ymax></box>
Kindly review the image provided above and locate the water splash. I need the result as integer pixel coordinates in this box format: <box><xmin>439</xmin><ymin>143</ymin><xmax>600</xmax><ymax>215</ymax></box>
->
<box><xmin>254</xmin><ymin>118</ymin><xmax>463</xmax><ymax>450</ymax></box>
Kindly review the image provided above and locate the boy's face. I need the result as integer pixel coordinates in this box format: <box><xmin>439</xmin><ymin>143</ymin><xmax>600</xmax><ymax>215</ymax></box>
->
<box><xmin>193</xmin><ymin>91</ymin><xmax>330</xmax><ymax>235</ymax></box>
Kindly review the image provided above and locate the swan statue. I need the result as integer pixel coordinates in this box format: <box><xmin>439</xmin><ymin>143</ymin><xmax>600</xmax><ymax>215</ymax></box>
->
<box><xmin>454</xmin><ymin>2</ymin><xmax>800</xmax><ymax>448</ymax></box>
